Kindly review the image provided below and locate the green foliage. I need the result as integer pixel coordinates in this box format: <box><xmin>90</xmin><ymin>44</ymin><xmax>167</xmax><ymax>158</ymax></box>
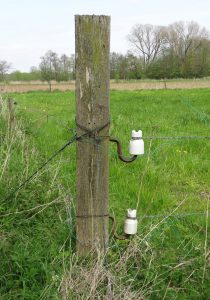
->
<box><xmin>39</xmin><ymin>51</ymin><xmax>74</xmax><ymax>84</ymax></box>
<box><xmin>8</xmin><ymin>70</ymin><xmax>42</xmax><ymax>82</ymax></box>
<box><xmin>0</xmin><ymin>60</ymin><xmax>11</xmax><ymax>82</ymax></box>
<box><xmin>128</xmin><ymin>21</ymin><xmax>210</xmax><ymax>80</ymax></box>
<box><xmin>0</xmin><ymin>89</ymin><xmax>210</xmax><ymax>298</ymax></box>
<box><xmin>110</xmin><ymin>52</ymin><xmax>142</xmax><ymax>80</ymax></box>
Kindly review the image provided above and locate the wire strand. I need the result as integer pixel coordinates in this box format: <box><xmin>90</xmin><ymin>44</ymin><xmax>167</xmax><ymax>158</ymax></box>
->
<box><xmin>139</xmin><ymin>211</ymin><xmax>206</xmax><ymax>220</ymax></box>
<box><xmin>3</xmin><ymin>135</ymin><xmax>77</xmax><ymax>202</ymax></box>
<box><xmin>144</xmin><ymin>135</ymin><xmax>210</xmax><ymax>140</ymax></box>
<box><xmin>3</xmin><ymin>121</ymin><xmax>110</xmax><ymax>202</ymax></box>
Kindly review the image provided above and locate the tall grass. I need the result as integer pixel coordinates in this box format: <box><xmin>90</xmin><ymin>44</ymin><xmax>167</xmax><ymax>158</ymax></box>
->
<box><xmin>0</xmin><ymin>90</ymin><xmax>210</xmax><ymax>299</ymax></box>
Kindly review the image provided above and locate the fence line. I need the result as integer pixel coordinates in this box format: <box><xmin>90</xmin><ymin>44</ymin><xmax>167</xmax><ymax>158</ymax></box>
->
<box><xmin>1</xmin><ymin>95</ymin><xmax>210</xmax><ymax>225</ymax></box>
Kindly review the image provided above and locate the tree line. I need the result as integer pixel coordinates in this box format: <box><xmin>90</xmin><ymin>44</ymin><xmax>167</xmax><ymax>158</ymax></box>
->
<box><xmin>111</xmin><ymin>21</ymin><xmax>210</xmax><ymax>80</ymax></box>
<box><xmin>1</xmin><ymin>20</ymin><xmax>210</xmax><ymax>82</ymax></box>
<box><xmin>127</xmin><ymin>21</ymin><xmax>210</xmax><ymax>79</ymax></box>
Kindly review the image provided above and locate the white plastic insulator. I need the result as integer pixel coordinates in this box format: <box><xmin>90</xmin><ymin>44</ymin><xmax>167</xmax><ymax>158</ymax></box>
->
<box><xmin>132</xmin><ymin>130</ymin><xmax>142</xmax><ymax>138</ymax></box>
<box><xmin>129</xmin><ymin>130</ymin><xmax>144</xmax><ymax>155</ymax></box>
<box><xmin>127</xmin><ymin>208</ymin><xmax>136</xmax><ymax>218</ymax></box>
<box><xmin>124</xmin><ymin>209</ymin><xmax>138</xmax><ymax>235</ymax></box>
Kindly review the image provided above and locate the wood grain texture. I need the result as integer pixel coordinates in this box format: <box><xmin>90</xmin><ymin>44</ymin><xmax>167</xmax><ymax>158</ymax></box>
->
<box><xmin>75</xmin><ymin>15</ymin><xmax>110</xmax><ymax>255</ymax></box>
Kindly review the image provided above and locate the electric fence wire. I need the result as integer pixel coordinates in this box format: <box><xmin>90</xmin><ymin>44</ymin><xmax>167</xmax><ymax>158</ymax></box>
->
<box><xmin>2</xmin><ymin>108</ymin><xmax>210</xmax><ymax>221</ymax></box>
<box><xmin>2</xmin><ymin>97</ymin><xmax>209</xmax><ymax>227</ymax></box>
<box><xmin>178</xmin><ymin>93</ymin><xmax>210</xmax><ymax>130</ymax></box>
<box><xmin>2</xmin><ymin>121</ymin><xmax>109</xmax><ymax>203</ymax></box>
<box><xmin>1</xmin><ymin>134</ymin><xmax>209</xmax><ymax>250</ymax></box>
<box><xmin>2</xmin><ymin>130</ymin><xmax>210</xmax><ymax>202</ymax></box>
<box><xmin>3</xmin><ymin>134</ymin><xmax>77</xmax><ymax>203</ymax></box>
<box><xmin>144</xmin><ymin>135</ymin><xmax>210</xmax><ymax>140</ymax></box>
<box><xmin>77</xmin><ymin>134</ymin><xmax>210</xmax><ymax>158</ymax></box>
<box><xmin>139</xmin><ymin>211</ymin><xmax>206</xmax><ymax>220</ymax></box>
<box><xmin>13</xmin><ymin>103</ymin><xmax>210</xmax><ymax>139</ymax></box>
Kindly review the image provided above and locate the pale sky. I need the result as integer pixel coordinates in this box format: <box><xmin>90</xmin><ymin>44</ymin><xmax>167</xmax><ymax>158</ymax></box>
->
<box><xmin>1</xmin><ymin>0</ymin><xmax>210</xmax><ymax>71</ymax></box>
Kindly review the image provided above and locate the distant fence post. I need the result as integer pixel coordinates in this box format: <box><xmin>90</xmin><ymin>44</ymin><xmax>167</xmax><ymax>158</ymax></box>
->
<box><xmin>75</xmin><ymin>15</ymin><xmax>110</xmax><ymax>255</ymax></box>
<box><xmin>7</xmin><ymin>98</ymin><xmax>15</xmax><ymax>129</ymax></box>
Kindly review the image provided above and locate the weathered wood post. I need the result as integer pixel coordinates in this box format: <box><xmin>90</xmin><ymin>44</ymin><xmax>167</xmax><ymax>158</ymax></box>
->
<box><xmin>75</xmin><ymin>15</ymin><xmax>110</xmax><ymax>255</ymax></box>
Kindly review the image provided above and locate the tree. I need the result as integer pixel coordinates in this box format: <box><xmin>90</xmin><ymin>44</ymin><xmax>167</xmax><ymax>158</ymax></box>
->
<box><xmin>110</xmin><ymin>52</ymin><xmax>121</xmax><ymax>79</ymax></box>
<box><xmin>128</xmin><ymin>24</ymin><xmax>167</xmax><ymax>71</ymax></box>
<box><xmin>128</xmin><ymin>21</ymin><xmax>210</xmax><ymax>79</ymax></box>
<box><xmin>126</xmin><ymin>52</ymin><xmax>142</xmax><ymax>79</ymax></box>
<box><xmin>8</xmin><ymin>68</ymin><xmax>42</xmax><ymax>82</ymax></box>
<box><xmin>50</xmin><ymin>52</ymin><xmax>60</xmax><ymax>81</ymax></box>
<box><xmin>39</xmin><ymin>51</ymin><xmax>75</xmax><ymax>87</ymax></box>
<box><xmin>69</xmin><ymin>54</ymin><xmax>75</xmax><ymax>80</ymax></box>
<box><xmin>0</xmin><ymin>60</ymin><xmax>11</xmax><ymax>81</ymax></box>
<box><xmin>60</xmin><ymin>54</ymin><xmax>70</xmax><ymax>81</ymax></box>
<box><xmin>110</xmin><ymin>52</ymin><xmax>142</xmax><ymax>80</ymax></box>
<box><xmin>39</xmin><ymin>50</ymin><xmax>55</xmax><ymax>91</ymax></box>
<box><xmin>30</xmin><ymin>67</ymin><xmax>41</xmax><ymax>80</ymax></box>
<box><xmin>166</xmin><ymin>21</ymin><xmax>209</xmax><ymax>77</ymax></box>
<box><xmin>59</xmin><ymin>54</ymin><xmax>74</xmax><ymax>81</ymax></box>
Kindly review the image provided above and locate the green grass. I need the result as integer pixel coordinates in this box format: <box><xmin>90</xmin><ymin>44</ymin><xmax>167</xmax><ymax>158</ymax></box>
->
<box><xmin>0</xmin><ymin>89</ymin><xmax>210</xmax><ymax>299</ymax></box>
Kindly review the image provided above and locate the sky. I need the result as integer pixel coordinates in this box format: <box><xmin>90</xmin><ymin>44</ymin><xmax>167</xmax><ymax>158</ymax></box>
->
<box><xmin>1</xmin><ymin>0</ymin><xmax>210</xmax><ymax>72</ymax></box>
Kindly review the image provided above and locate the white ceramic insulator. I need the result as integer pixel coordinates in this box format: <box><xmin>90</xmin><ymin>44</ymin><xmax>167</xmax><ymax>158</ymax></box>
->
<box><xmin>132</xmin><ymin>130</ymin><xmax>142</xmax><ymax>138</ymax></box>
<box><xmin>127</xmin><ymin>208</ymin><xmax>137</xmax><ymax>218</ymax></box>
<box><xmin>124</xmin><ymin>218</ymin><xmax>138</xmax><ymax>235</ymax></box>
<box><xmin>129</xmin><ymin>139</ymin><xmax>144</xmax><ymax>155</ymax></box>
<box><xmin>129</xmin><ymin>130</ymin><xmax>144</xmax><ymax>155</ymax></box>
<box><xmin>124</xmin><ymin>209</ymin><xmax>138</xmax><ymax>235</ymax></box>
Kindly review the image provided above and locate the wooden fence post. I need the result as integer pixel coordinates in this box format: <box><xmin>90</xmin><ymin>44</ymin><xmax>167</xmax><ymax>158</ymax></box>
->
<box><xmin>75</xmin><ymin>15</ymin><xmax>110</xmax><ymax>255</ymax></box>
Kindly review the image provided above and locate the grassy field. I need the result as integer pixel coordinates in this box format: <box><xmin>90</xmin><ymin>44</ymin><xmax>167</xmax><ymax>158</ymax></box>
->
<box><xmin>0</xmin><ymin>89</ymin><xmax>210</xmax><ymax>299</ymax></box>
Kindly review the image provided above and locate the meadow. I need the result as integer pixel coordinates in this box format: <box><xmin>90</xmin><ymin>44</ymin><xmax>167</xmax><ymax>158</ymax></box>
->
<box><xmin>0</xmin><ymin>89</ymin><xmax>210</xmax><ymax>299</ymax></box>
